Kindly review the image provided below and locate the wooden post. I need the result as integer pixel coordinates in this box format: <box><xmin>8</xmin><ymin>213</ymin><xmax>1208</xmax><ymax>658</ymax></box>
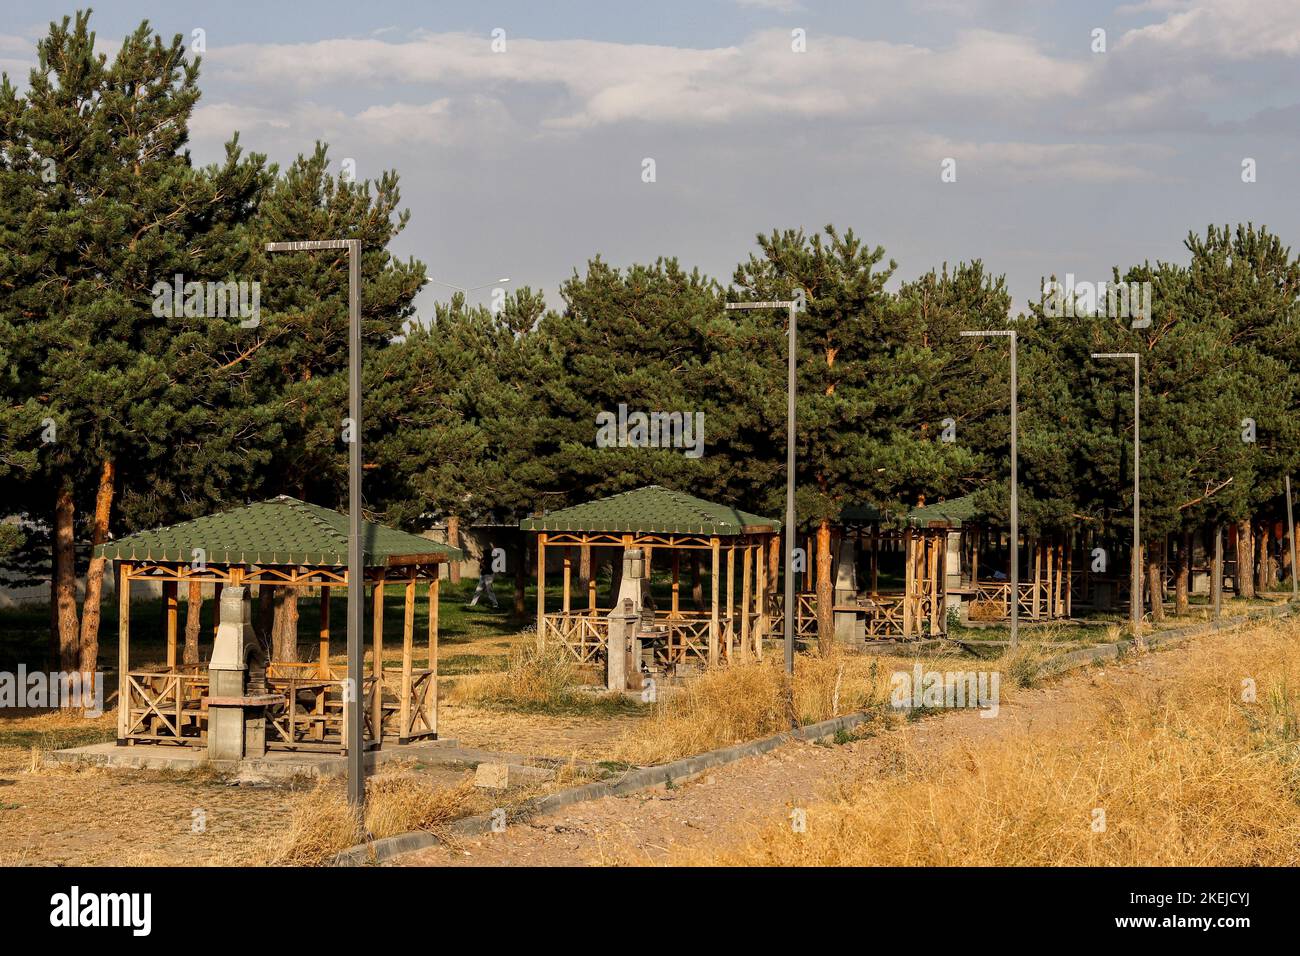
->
<box><xmin>726</xmin><ymin>542</ymin><xmax>736</xmax><ymax>661</ymax></box>
<box><xmin>400</xmin><ymin>572</ymin><xmax>415</xmax><ymax>742</ymax></box>
<box><xmin>372</xmin><ymin>573</ymin><xmax>385</xmax><ymax>742</ymax></box>
<box><xmin>741</xmin><ymin>542</ymin><xmax>753</xmax><ymax>661</ymax></box>
<box><xmin>903</xmin><ymin>530</ymin><xmax>914</xmax><ymax>638</ymax></box>
<box><xmin>671</xmin><ymin>551</ymin><xmax>680</xmax><ymax>616</ymax></box>
<box><xmin>970</xmin><ymin>527</ymin><xmax>979</xmax><ymax>586</ymax></box>
<box><xmin>562</xmin><ymin>549</ymin><xmax>572</xmax><ymax>614</ymax></box>
<box><xmin>117</xmin><ymin>563</ymin><xmax>131</xmax><ymax>742</ymax></box>
<box><xmin>319</xmin><ymin>587</ymin><xmax>331</xmax><ymax>678</ymax></box>
<box><xmin>1032</xmin><ymin>537</ymin><xmax>1042</xmax><ymax>619</ymax></box>
<box><xmin>709</xmin><ymin>537</ymin><xmax>720</xmax><ymax>666</ymax></box>
<box><xmin>1065</xmin><ymin>533</ymin><xmax>1074</xmax><ymax>617</ymax></box>
<box><xmin>928</xmin><ymin>536</ymin><xmax>941</xmax><ymax>636</ymax></box>
<box><xmin>164</xmin><ymin>580</ymin><xmax>178</xmax><ymax>670</ymax></box>
<box><xmin>536</xmin><ymin>533</ymin><xmax>547</xmax><ymax>650</ymax></box>
<box><xmin>428</xmin><ymin>576</ymin><xmax>440</xmax><ymax>736</ymax></box>
<box><xmin>1045</xmin><ymin>540</ymin><xmax>1055</xmax><ymax>619</ymax></box>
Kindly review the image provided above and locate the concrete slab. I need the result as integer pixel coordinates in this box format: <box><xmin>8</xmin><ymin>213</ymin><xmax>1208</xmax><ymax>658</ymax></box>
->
<box><xmin>44</xmin><ymin>737</ymin><xmax>465</xmax><ymax>780</ymax></box>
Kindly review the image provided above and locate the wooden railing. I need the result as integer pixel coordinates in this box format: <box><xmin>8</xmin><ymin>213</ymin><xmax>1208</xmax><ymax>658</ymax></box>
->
<box><xmin>122</xmin><ymin>669</ymin><xmax>209</xmax><ymax>743</ymax></box>
<box><xmin>543</xmin><ymin>609</ymin><xmax>739</xmax><ymax>666</ymax></box>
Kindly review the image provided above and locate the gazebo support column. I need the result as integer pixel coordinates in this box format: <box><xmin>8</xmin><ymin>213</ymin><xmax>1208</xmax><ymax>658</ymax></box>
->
<box><xmin>372</xmin><ymin>573</ymin><xmax>385</xmax><ymax>743</ymax></box>
<box><xmin>671</xmin><ymin>551</ymin><xmax>680</xmax><ymax>615</ymax></box>
<box><xmin>709</xmin><ymin>537</ymin><xmax>720</xmax><ymax>666</ymax></box>
<box><xmin>318</xmin><ymin>587</ymin><xmax>331</xmax><ymax>678</ymax></box>
<box><xmin>741</xmin><ymin>542</ymin><xmax>752</xmax><ymax>661</ymax></box>
<box><xmin>399</xmin><ymin>572</ymin><xmax>415</xmax><ymax>743</ymax></box>
<box><xmin>562</xmin><ymin>549</ymin><xmax>572</xmax><ymax>613</ymax></box>
<box><xmin>164</xmin><ymin>580</ymin><xmax>178</xmax><ymax>670</ymax></box>
<box><xmin>726</xmin><ymin>543</ymin><xmax>736</xmax><ymax>661</ymax></box>
<box><xmin>536</xmin><ymin>533</ymin><xmax>547</xmax><ymax>651</ymax></box>
<box><xmin>902</xmin><ymin>530</ymin><xmax>914</xmax><ymax>638</ymax></box>
<box><xmin>116</xmin><ymin>562</ymin><xmax>132</xmax><ymax>743</ymax></box>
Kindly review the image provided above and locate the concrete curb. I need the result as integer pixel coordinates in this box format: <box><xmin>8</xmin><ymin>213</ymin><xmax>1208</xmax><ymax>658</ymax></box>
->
<box><xmin>1031</xmin><ymin>600</ymin><xmax>1296</xmax><ymax>679</ymax></box>
<box><xmin>335</xmin><ymin>599</ymin><xmax>1297</xmax><ymax>866</ymax></box>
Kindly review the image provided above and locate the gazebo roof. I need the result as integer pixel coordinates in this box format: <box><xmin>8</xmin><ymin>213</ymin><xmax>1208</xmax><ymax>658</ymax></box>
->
<box><xmin>840</xmin><ymin>493</ymin><xmax>978</xmax><ymax>529</ymax></box>
<box><xmin>520</xmin><ymin>485</ymin><xmax>779</xmax><ymax>536</ymax></box>
<box><xmin>95</xmin><ymin>496</ymin><xmax>462</xmax><ymax>568</ymax></box>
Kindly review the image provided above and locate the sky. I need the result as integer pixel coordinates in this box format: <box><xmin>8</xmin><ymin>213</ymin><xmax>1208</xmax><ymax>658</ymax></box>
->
<box><xmin>2</xmin><ymin>0</ymin><xmax>1298</xmax><ymax>319</ymax></box>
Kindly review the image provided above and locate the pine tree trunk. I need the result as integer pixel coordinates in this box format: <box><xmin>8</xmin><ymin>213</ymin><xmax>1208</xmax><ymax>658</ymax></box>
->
<box><xmin>1235</xmin><ymin>519</ymin><xmax>1255</xmax><ymax>598</ymax></box>
<box><xmin>1174</xmin><ymin>530</ymin><xmax>1191</xmax><ymax>616</ymax></box>
<box><xmin>53</xmin><ymin>477</ymin><xmax>80</xmax><ymax>675</ymax></box>
<box><xmin>816</xmin><ymin>519</ymin><xmax>833</xmax><ymax>654</ymax></box>
<box><xmin>691</xmin><ymin>553</ymin><xmax>703</xmax><ymax>609</ymax></box>
<box><xmin>1256</xmin><ymin>520</ymin><xmax>1274</xmax><ymax>593</ymax></box>
<box><xmin>1147</xmin><ymin>549</ymin><xmax>1164</xmax><ymax>622</ymax></box>
<box><xmin>272</xmin><ymin>587</ymin><xmax>299</xmax><ymax>661</ymax></box>
<box><xmin>78</xmin><ymin>459</ymin><xmax>116</xmax><ymax>681</ymax></box>
<box><xmin>447</xmin><ymin>516</ymin><xmax>461</xmax><ymax>584</ymax></box>
<box><xmin>579</xmin><ymin>542</ymin><xmax>591</xmax><ymax>585</ymax></box>
<box><xmin>184</xmin><ymin>580</ymin><xmax>202</xmax><ymax>665</ymax></box>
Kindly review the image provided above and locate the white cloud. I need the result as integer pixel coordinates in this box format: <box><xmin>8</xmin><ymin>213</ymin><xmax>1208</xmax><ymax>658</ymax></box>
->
<box><xmin>1118</xmin><ymin>0</ymin><xmax>1300</xmax><ymax>58</ymax></box>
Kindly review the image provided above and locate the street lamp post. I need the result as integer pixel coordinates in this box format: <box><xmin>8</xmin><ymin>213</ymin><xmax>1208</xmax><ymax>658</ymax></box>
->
<box><xmin>961</xmin><ymin>330</ymin><xmax>1019</xmax><ymax>651</ymax></box>
<box><xmin>1092</xmin><ymin>352</ymin><xmax>1142</xmax><ymax>643</ymax></box>
<box><xmin>726</xmin><ymin>297</ymin><xmax>800</xmax><ymax>674</ymax></box>
<box><xmin>265</xmin><ymin>239</ymin><xmax>366</xmax><ymax>808</ymax></box>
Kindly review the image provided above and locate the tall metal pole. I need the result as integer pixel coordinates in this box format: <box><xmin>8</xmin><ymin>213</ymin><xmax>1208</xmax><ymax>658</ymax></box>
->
<box><xmin>1132</xmin><ymin>357</ymin><xmax>1141</xmax><ymax>641</ymax></box>
<box><xmin>345</xmin><ymin>239</ymin><xmax>364</xmax><ymax>807</ymax></box>
<box><xmin>1008</xmin><ymin>333</ymin><xmax>1019</xmax><ymax>651</ymax></box>
<box><xmin>1287</xmin><ymin>476</ymin><xmax>1298</xmax><ymax>601</ymax></box>
<box><xmin>266</xmin><ymin>239</ymin><xmax>365</xmax><ymax>809</ymax></box>
<box><xmin>784</xmin><ymin>302</ymin><xmax>797</xmax><ymax>674</ymax></box>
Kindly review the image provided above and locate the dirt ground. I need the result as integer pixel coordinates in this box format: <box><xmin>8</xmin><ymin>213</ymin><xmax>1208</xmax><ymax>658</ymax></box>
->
<box><xmin>393</xmin><ymin>625</ymin><xmax>1253</xmax><ymax>866</ymax></box>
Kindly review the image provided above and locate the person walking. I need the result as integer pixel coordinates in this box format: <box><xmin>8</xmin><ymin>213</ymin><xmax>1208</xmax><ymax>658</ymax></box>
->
<box><xmin>467</xmin><ymin>542</ymin><xmax>500</xmax><ymax>609</ymax></box>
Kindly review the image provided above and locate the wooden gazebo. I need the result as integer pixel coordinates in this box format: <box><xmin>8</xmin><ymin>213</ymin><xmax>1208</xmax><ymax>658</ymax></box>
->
<box><xmin>97</xmin><ymin>496</ymin><xmax>461</xmax><ymax>752</ymax></box>
<box><xmin>521</xmin><ymin>486</ymin><xmax>780</xmax><ymax>668</ymax></box>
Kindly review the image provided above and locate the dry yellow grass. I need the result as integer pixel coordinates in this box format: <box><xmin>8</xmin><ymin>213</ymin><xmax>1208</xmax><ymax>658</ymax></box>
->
<box><xmin>612</xmin><ymin>647</ymin><xmax>1016</xmax><ymax>765</ymax></box>
<box><xmin>268</xmin><ymin>774</ymin><xmax>482</xmax><ymax>865</ymax></box>
<box><xmin>446</xmin><ymin>642</ymin><xmax>594</xmax><ymax>709</ymax></box>
<box><xmin>690</xmin><ymin>619</ymin><xmax>1300</xmax><ymax>866</ymax></box>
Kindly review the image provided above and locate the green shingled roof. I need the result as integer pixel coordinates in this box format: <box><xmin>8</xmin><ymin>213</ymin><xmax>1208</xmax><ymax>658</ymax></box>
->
<box><xmin>840</xmin><ymin>493</ymin><xmax>977</xmax><ymax>529</ymax></box>
<box><xmin>95</xmin><ymin>496</ymin><xmax>462</xmax><ymax>567</ymax></box>
<box><xmin>520</xmin><ymin>485</ymin><xmax>779</xmax><ymax>536</ymax></box>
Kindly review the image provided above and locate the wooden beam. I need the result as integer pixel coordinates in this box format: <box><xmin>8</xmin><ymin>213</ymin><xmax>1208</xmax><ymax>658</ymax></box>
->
<box><xmin>536</xmin><ymin>533</ymin><xmax>547</xmax><ymax>650</ymax></box>
<box><xmin>741</xmin><ymin>542</ymin><xmax>752</xmax><ymax>661</ymax></box>
<box><xmin>117</xmin><ymin>562</ymin><xmax>131</xmax><ymax>741</ymax></box>
<box><xmin>671</xmin><ymin>550</ymin><xmax>680</xmax><ymax>615</ymax></box>
<box><xmin>164</xmin><ymin>580</ymin><xmax>178</xmax><ymax>670</ymax></box>
<box><xmin>400</xmin><ymin>573</ymin><xmax>415</xmax><ymax>742</ymax></box>
<box><xmin>709</xmin><ymin>536</ymin><xmax>720</xmax><ymax>667</ymax></box>
<box><xmin>726</xmin><ymin>543</ymin><xmax>736</xmax><ymax>661</ymax></box>
<box><xmin>562</xmin><ymin>549</ymin><xmax>572</xmax><ymax>614</ymax></box>
<box><xmin>318</xmin><ymin>586</ymin><xmax>331</xmax><ymax>678</ymax></box>
<box><xmin>372</xmin><ymin>573</ymin><xmax>385</xmax><ymax>741</ymax></box>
